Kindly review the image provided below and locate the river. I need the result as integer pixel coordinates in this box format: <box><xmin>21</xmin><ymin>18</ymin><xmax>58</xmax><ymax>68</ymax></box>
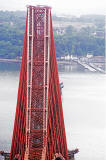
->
<box><xmin>0</xmin><ymin>62</ymin><xmax>106</xmax><ymax>160</ymax></box>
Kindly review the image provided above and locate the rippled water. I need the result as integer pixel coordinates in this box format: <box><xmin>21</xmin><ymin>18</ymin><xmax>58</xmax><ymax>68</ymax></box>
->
<box><xmin>0</xmin><ymin>62</ymin><xmax>106</xmax><ymax>160</ymax></box>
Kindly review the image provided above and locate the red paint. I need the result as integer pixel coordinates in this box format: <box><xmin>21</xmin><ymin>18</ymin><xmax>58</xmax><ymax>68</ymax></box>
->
<box><xmin>10</xmin><ymin>6</ymin><xmax>69</xmax><ymax>160</ymax></box>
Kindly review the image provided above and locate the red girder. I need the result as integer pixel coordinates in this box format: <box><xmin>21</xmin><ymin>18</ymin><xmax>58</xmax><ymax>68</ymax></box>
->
<box><xmin>10</xmin><ymin>6</ymin><xmax>69</xmax><ymax>160</ymax></box>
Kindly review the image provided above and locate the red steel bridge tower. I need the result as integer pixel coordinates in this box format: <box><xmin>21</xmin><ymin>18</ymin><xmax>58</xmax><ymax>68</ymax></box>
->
<box><xmin>10</xmin><ymin>5</ymin><xmax>69</xmax><ymax>160</ymax></box>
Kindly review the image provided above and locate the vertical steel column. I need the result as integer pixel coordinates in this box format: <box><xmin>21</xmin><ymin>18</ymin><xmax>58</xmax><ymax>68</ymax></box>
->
<box><xmin>42</xmin><ymin>7</ymin><xmax>51</xmax><ymax>159</ymax></box>
<box><xmin>25</xmin><ymin>6</ymin><xmax>34</xmax><ymax>160</ymax></box>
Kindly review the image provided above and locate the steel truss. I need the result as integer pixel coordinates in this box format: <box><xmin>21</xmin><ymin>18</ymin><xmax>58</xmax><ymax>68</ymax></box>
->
<box><xmin>10</xmin><ymin>6</ymin><xmax>69</xmax><ymax>160</ymax></box>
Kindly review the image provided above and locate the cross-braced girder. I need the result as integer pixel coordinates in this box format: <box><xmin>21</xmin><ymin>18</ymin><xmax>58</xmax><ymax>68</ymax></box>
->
<box><xmin>10</xmin><ymin>6</ymin><xmax>69</xmax><ymax>160</ymax></box>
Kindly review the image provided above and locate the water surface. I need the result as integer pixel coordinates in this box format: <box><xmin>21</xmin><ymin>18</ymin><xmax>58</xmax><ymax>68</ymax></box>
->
<box><xmin>0</xmin><ymin>62</ymin><xmax>106</xmax><ymax>160</ymax></box>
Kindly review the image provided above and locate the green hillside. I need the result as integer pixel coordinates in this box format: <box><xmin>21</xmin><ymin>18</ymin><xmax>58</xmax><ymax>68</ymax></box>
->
<box><xmin>0</xmin><ymin>11</ymin><xmax>105</xmax><ymax>58</ymax></box>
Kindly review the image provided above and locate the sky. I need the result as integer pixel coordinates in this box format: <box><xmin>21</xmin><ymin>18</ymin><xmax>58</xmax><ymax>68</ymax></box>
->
<box><xmin>0</xmin><ymin>0</ymin><xmax>106</xmax><ymax>15</ymax></box>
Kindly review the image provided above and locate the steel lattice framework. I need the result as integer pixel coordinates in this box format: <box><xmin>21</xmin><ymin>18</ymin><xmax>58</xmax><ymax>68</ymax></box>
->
<box><xmin>10</xmin><ymin>6</ymin><xmax>69</xmax><ymax>160</ymax></box>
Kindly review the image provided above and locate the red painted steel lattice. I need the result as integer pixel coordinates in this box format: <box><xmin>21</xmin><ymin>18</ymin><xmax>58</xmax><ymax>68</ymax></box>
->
<box><xmin>10</xmin><ymin>6</ymin><xmax>69</xmax><ymax>160</ymax></box>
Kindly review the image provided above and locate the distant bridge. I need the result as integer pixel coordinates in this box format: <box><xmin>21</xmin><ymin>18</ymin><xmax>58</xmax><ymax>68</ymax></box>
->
<box><xmin>73</xmin><ymin>59</ymin><xmax>105</xmax><ymax>74</ymax></box>
<box><xmin>0</xmin><ymin>58</ymin><xmax>21</xmax><ymax>63</ymax></box>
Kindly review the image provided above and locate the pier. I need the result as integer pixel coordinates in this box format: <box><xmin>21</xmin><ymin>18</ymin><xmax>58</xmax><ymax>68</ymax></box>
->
<box><xmin>74</xmin><ymin>59</ymin><xmax>105</xmax><ymax>73</ymax></box>
<box><xmin>58</xmin><ymin>57</ymin><xmax>105</xmax><ymax>73</ymax></box>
